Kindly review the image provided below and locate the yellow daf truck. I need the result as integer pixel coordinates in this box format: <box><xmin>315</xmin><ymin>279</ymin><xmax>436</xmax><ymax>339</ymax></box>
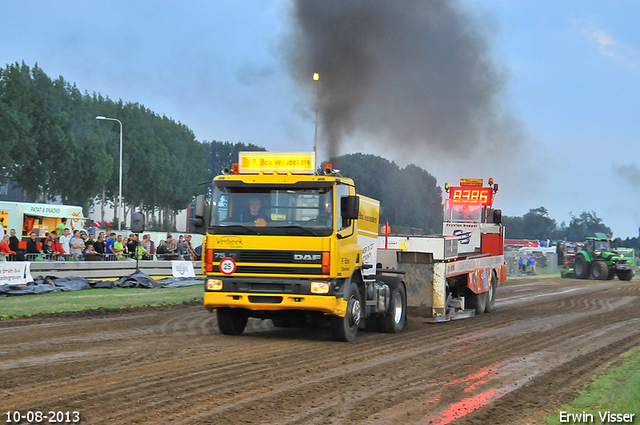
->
<box><xmin>194</xmin><ymin>152</ymin><xmax>406</xmax><ymax>341</ymax></box>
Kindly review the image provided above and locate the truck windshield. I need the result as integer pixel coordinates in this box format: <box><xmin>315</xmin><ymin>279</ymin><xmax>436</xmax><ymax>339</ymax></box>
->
<box><xmin>210</xmin><ymin>186</ymin><xmax>334</xmax><ymax>236</ymax></box>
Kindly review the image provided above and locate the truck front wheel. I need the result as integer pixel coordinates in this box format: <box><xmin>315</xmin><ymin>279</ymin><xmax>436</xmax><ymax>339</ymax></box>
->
<box><xmin>217</xmin><ymin>308</ymin><xmax>248</xmax><ymax>335</ymax></box>
<box><xmin>378</xmin><ymin>284</ymin><xmax>407</xmax><ymax>333</ymax></box>
<box><xmin>330</xmin><ymin>283</ymin><xmax>361</xmax><ymax>342</ymax></box>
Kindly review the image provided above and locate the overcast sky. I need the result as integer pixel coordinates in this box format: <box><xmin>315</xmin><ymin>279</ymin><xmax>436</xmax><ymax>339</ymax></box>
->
<box><xmin>2</xmin><ymin>1</ymin><xmax>639</xmax><ymax>238</ymax></box>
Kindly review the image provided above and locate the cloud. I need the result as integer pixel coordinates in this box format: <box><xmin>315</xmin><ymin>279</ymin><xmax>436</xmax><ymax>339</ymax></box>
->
<box><xmin>589</xmin><ymin>29</ymin><xmax>616</xmax><ymax>57</ymax></box>
<box><xmin>580</xmin><ymin>23</ymin><xmax>639</xmax><ymax>68</ymax></box>
<box><xmin>614</xmin><ymin>163</ymin><xmax>640</xmax><ymax>189</ymax></box>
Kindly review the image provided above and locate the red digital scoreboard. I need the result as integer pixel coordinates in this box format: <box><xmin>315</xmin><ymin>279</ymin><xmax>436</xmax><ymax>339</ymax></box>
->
<box><xmin>449</xmin><ymin>186</ymin><xmax>493</xmax><ymax>206</ymax></box>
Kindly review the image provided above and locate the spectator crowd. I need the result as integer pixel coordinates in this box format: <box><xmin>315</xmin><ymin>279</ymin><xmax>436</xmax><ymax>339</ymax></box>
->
<box><xmin>0</xmin><ymin>222</ymin><xmax>200</xmax><ymax>263</ymax></box>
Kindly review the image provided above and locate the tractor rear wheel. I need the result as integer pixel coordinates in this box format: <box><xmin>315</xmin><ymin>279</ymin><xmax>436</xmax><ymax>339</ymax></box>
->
<box><xmin>574</xmin><ymin>255</ymin><xmax>591</xmax><ymax>279</ymax></box>
<box><xmin>591</xmin><ymin>261</ymin><xmax>608</xmax><ymax>280</ymax></box>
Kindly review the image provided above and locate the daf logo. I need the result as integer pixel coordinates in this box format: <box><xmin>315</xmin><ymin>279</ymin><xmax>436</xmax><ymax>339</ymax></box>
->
<box><xmin>294</xmin><ymin>254</ymin><xmax>321</xmax><ymax>261</ymax></box>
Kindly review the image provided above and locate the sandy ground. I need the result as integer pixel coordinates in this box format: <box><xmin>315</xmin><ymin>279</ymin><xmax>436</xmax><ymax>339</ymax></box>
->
<box><xmin>1</xmin><ymin>276</ymin><xmax>639</xmax><ymax>424</ymax></box>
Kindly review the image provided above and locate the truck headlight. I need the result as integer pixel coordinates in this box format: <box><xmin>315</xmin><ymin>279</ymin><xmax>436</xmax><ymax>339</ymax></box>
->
<box><xmin>206</xmin><ymin>279</ymin><xmax>223</xmax><ymax>291</ymax></box>
<box><xmin>311</xmin><ymin>281</ymin><xmax>330</xmax><ymax>294</ymax></box>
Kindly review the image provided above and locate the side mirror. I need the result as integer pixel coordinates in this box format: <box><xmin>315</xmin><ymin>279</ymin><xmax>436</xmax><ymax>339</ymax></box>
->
<box><xmin>493</xmin><ymin>209</ymin><xmax>502</xmax><ymax>225</ymax></box>
<box><xmin>194</xmin><ymin>195</ymin><xmax>206</xmax><ymax>230</ymax></box>
<box><xmin>341</xmin><ymin>195</ymin><xmax>360</xmax><ymax>220</ymax></box>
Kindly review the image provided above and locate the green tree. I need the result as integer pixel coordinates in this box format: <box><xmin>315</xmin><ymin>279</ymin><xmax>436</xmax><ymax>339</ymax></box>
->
<box><xmin>204</xmin><ymin>140</ymin><xmax>266</xmax><ymax>180</ymax></box>
<box><xmin>563</xmin><ymin>211</ymin><xmax>613</xmax><ymax>241</ymax></box>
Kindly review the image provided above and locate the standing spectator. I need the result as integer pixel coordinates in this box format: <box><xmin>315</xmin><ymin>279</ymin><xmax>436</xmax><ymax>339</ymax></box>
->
<box><xmin>134</xmin><ymin>242</ymin><xmax>148</xmax><ymax>260</ymax></box>
<box><xmin>70</xmin><ymin>230</ymin><xmax>84</xmax><ymax>260</ymax></box>
<box><xmin>142</xmin><ymin>234</ymin><xmax>155</xmax><ymax>257</ymax></box>
<box><xmin>86</xmin><ymin>232</ymin><xmax>96</xmax><ymax>247</ymax></box>
<box><xmin>8</xmin><ymin>229</ymin><xmax>20</xmax><ymax>252</ymax></box>
<box><xmin>518</xmin><ymin>255</ymin><xmax>525</xmax><ymax>273</ymax></box>
<box><xmin>48</xmin><ymin>231</ymin><xmax>65</xmax><ymax>260</ymax></box>
<box><xmin>177</xmin><ymin>235</ymin><xmax>188</xmax><ymax>258</ymax></box>
<box><xmin>168</xmin><ymin>239</ymin><xmax>178</xmax><ymax>257</ymax></box>
<box><xmin>26</xmin><ymin>232</ymin><xmax>41</xmax><ymax>255</ymax></box>
<box><xmin>126</xmin><ymin>234</ymin><xmax>137</xmax><ymax>255</ymax></box>
<box><xmin>106</xmin><ymin>233</ymin><xmax>117</xmax><ymax>257</ymax></box>
<box><xmin>40</xmin><ymin>232</ymin><xmax>49</xmax><ymax>247</ymax></box>
<box><xmin>59</xmin><ymin>228</ymin><xmax>71</xmax><ymax>258</ymax></box>
<box><xmin>9</xmin><ymin>229</ymin><xmax>25</xmax><ymax>260</ymax></box>
<box><xmin>114</xmin><ymin>235</ymin><xmax>125</xmax><ymax>260</ymax></box>
<box><xmin>185</xmin><ymin>234</ymin><xmax>196</xmax><ymax>259</ymax></box>
<box><xmin>156</xmin><ymin>240</ymin><xmax>167</xmax><ymax>256</ymax></box>
<box><xmin>0</xmin><ymin>234</ymin><xmax>16</xmax><ymax>260</ymax></box>
<box><xmin>93</xmin><ymin>234</ymin><xmax>106</xmax><ymax>259</ymax></box>
<box><xmin>42</xmin><ymin>238</ymin><xmax>55</xmax><ymax>260</ymax></box>
<box><xmin>57</xmin><ymin>218</ymin><xmax>68</xmax><ymax>236</ymax></box>
<box><xmin>529</xmin><ymin>254</ymin><xmax>537</xmax><ymax>274</ymax></box>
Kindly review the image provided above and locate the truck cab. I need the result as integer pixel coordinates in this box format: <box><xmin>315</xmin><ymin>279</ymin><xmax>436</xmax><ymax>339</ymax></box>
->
<box><xmin>195</xmin><ymin>152</ymin><xmax>406</xmax><ymax>341</ymax></box>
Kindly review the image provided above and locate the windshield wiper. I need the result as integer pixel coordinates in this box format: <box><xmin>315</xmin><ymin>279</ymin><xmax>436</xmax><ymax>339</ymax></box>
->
<box><xmin>280</xmin><ymin>226</ymin><xmax>319</xmax><ymax>237</ymax></box>
<box><xmin>214</xmin><ymin>225</ymin><xmax>260</xmax><ymax>235</ymax></box>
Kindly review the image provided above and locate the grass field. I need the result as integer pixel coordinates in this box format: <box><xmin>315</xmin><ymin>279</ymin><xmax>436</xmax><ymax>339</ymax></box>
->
<box><xmin>0</xmin><ymin>285</ymin><xmax>204</xmax><ymax>318</ymax></box>
<box><xmin>546</xmin><ymin>346</ymin><xmax>640</xmax><ymax>424</ymax></box>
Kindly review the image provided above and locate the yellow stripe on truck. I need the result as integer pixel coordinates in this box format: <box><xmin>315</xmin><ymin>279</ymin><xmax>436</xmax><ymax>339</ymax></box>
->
<box><xmin>204</xmin><ymin>292</ymin><xmax>349</xmax><ymax>317</ymax></box>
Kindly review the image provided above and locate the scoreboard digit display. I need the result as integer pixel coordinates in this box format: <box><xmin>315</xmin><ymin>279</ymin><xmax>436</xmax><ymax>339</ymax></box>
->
<box><xmin>449</xmin><ymin>187</ymin><xmax>493</xmax><ymax>206</ymax></box>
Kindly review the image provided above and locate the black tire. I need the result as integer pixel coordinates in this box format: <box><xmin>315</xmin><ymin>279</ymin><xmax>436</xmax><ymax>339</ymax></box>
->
<box><xmin>607</xmin><ymin>269</ymin><xmax>616</xmax><ymax>280</ymax></box>
<box><xmin>217</xmin><ymin>308</ymin><xmax>248</xmax><ymax>335</ymax></box>
<box><xmin>591</xmin><ymin>261</ymin><xmax>608</xmax><ymax>280</ymax></box>
<box><xmin>484</xmin><ymin>274</ymin><xmax>498</xmax><ymax>313</ymax></box>
<box><xmin>617</xmin><ymin>270</ymin><xmax>633</xmax><ymax>281</ymax></box>
<box><xmin>330</xmin><ymin>282</ymin><xmax>361</xmax><ymax>342</ymax></box>
<box><xmin>378</xmin><ymin>283</ymin><xmax>407</xmax><ymax>333</ymax></box>
<box><xmin>574</xmin><ymin>255</ymin><xmax>591</xmax><ymax>279</ymax></box>
<box><xmin>465</xmin><ymin>287</ymin><xmax>487</xmax><ymax>314</ymax></box>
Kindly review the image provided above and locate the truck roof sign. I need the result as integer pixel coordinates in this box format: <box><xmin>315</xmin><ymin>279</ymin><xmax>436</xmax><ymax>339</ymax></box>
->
<box><xmin>238</xmin><ymin>152</ymin><xmax>316</xmax><ymax>174</ymax></box>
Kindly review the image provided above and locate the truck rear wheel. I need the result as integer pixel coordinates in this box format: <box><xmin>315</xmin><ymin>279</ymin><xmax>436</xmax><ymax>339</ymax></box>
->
<box><xmin>617</xmin><ymin>270</ymin><xmax>633</xmax><ymax>281</ymax></box>
<box><xmin>378</xmin><ymin>283</ymin><xmax>406</xmax><ymax>333</ymax></box>
<box><xmin>591</xmin><ymin>261</ymin><xmax>608</xmax><ymax>280</ymax></box>
<box><xmin>484</xmin><ymin>274</ymin><xmax>498</xmax><ymax>313</ymax></box>
<box><xmin>574</xmin><ymin>255</ymin><xmax>591</xmax><ymax>279</ymax></box>
<box><xmin>330</xmin><ymin>283</ymin><xmax>361</xmax><ymax>342</ymax></box>
<box><xmin>465</xmin><ymin>288</ymin><xmax>487</xmax><ymax>314</ymax></box>
<box><xmin>217</xmin><ymin>308</ymin><xmax>248</xmax><ymax>335</ymax></box>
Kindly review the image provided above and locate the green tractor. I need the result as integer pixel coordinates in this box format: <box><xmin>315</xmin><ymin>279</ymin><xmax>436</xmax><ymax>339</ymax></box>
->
<box><xmin>573</xmin><ymin>235</ymin><xmax>634</xmax><ymax>281</ymax></box>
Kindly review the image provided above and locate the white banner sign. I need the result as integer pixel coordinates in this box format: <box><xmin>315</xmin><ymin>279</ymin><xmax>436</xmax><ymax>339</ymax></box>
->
<box><xmin>0</xmin><ymin>262</ymin><xmax>33</xmax><ymax>286</ymax></box>
<box><xmin>171</xmin><ymin>261</ymin><xmax>196</xmax><ymax>278</ymax></box>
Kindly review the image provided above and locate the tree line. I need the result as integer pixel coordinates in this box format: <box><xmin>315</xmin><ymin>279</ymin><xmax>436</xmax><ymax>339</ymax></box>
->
<box><xmin>0</xmin><ymin>62</ymin><xmax>264</xmax><ymax>230</ymax></box>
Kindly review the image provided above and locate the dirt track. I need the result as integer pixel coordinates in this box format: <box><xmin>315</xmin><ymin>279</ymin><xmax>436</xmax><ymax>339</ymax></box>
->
<box><xmin>2</xmin><ymin>276</ymin><xmax>639</xmax><ymax>424</ymax></box>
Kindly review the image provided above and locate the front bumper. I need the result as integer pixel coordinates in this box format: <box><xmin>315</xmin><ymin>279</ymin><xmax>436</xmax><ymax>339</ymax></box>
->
<box><xmin>204</xmin><ymin>291</ymin><xmax>347</xmax><ymax>316</ymax></box>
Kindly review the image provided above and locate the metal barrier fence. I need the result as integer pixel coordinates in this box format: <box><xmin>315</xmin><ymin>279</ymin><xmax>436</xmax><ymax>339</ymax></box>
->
<box><xmin>2</xmin><ymin>252</ymin><xmax>196</xmax><ymax>262</ymax></box>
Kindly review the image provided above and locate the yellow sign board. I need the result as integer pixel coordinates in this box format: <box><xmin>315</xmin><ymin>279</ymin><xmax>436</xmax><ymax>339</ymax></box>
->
<box><xmin>238</xmin><ymin>152</ymin><xmax>317</xmax><ymax>174</ymax></box>
<box><xmin>459</xmin><ymin>178</ymin><xmax>483</xmax><ymax>187</ymax></box>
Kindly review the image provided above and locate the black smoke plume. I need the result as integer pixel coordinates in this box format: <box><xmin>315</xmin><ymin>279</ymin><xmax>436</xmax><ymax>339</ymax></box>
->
<box><xmin>285</xmin><ymin>0</ymin><xmax>520</xmax><ymax>160</ymax></box>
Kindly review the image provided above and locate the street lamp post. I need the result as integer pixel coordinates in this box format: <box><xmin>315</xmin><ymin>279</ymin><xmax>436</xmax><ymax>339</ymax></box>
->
<box><xmin>96</xmin><ymin>116</ymin><xmax>123</xmax><ymax>231</ymax></box>
<box><xmin>313</xmin><ymin>73</ymin><xmax>319</xmax><ymax>155</ymax></box>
